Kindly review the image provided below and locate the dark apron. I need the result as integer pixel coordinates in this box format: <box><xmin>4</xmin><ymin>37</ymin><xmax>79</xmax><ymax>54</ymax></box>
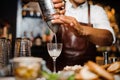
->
<box><xmin>54</xmin><ymin>3</ymin><xmax>97</xmax><ymax>71</ymax></box>
<box><xmin>55</xmin><ymin>23</ymin><xmax>97</xmax><ymax>71</ymax></box>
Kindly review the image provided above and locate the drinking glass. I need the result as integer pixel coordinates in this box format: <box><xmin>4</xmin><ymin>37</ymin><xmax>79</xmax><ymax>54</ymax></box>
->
<box><xmin>47</xmin><ymin>43</ymin><xmax>62</xmax><ymax>73</ymax></box>
<box><xmin>14</xmin><ymin>38</ymin><xmax>31</xmax><ymax>57</ymax></box>
<box><xmin>11</xmin><ymin>57</ymin><xmax>42</xmax><ymax>80</ymax></box>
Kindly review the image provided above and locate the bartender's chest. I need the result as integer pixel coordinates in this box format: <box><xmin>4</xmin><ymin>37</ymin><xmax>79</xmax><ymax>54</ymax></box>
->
<box><xmin>65</xmin><ymin>7</ymin><xmax>91</xmax><ymax>23</ymax></box>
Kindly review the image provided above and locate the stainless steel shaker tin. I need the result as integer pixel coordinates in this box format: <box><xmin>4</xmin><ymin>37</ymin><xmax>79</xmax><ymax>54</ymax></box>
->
<box><xmin>14</xmin><ymin>38</ymin><xmax>31</xmax><ymax>57</ymax></box>
<box><xmin>0</xmin><ymin>38</ymin><xmax>11</xmax><ymax>69</ymax></box>
<box><xmin>38</xmin><ymin>0</ymin><xmax>59</xmax><ymax>33</ymax></box>
<box><xmin>38</xmin><ymin>0</ymin><xmax>56</xmax><ymax>21</ymax></box>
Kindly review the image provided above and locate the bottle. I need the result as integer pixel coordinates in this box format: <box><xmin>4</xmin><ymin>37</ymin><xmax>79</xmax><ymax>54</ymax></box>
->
<box><xmin>103</xmin><ymin>51</ymin><xmax>109</xmax><ymax>65</ymax></box>
<box><xmin>38</xmin><ymin>0</ymin><xmax>59</xmax><ymax>33</ymax></box>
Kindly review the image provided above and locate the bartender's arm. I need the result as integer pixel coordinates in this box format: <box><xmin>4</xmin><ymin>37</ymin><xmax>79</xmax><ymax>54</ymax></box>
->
<box><xmin>52</xmin><ymin>0</ymin><xmax>115</xmax><ymax>46</ymax></box>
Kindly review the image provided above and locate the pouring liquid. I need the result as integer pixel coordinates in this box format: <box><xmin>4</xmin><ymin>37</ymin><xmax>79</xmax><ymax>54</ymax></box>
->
<box><xmin>38</xmin><ymin>0</ymin><xmax>60</xmax><ymax>49</ymax></box>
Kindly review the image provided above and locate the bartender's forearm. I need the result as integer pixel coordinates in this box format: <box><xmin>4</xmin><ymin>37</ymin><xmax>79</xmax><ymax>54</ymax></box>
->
<box><xmin>82</xmin><ymin>26</ymin><xmax>113</xmax><ymax>46</ymax></box>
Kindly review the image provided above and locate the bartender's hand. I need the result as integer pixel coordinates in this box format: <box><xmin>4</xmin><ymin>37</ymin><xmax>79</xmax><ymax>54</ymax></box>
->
<box><xmin>52</xmin><ymin>15</ymin><xmax>85</xmax><ymax>36</ymax></box>
<box><xmin>52</xmin><ymin>0</ymin><xmax>65</xmax><ymax>23</ymax></box>
<box><xmin>52</xmin><ymin>0</ymin><xmax>65</xmax><ymax>14</ymax></box>
<box><xmin>52</xmin><ymin>0</ymin><xmax>86</xmax><ymax>35</ymax></box>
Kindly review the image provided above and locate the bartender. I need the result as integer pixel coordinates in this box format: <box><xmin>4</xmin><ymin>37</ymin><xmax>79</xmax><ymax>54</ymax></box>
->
<box><xmin>51</xmin><ymin>0</ymin><xmax>115</xmax><ymax>71</ymax></box>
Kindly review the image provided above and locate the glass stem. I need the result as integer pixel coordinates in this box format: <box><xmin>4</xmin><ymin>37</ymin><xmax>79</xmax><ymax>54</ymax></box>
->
<box><xmin>53</xmin><ymin>59</ymin><xmax>56</xmax><ymax>73</ymax></box>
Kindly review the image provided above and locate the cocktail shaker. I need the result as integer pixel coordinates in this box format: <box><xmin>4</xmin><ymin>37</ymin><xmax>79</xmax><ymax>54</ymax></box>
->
<box><xmin>38</xmin><ymin>0</ymin><xmax>60</xmax><ymax>33</ymax></box>
<box><xmin>14</xmin><ymin>38</ymin><xmax>31</xmax><ymax>57</ymax></box>
<box><xmin>0</xmin><ymin>38</ymin><xmax>11</xmax><ymax>76</ymax></box>
<box><xmin>0</xmin><ymin>38</ymin><xmax>11</xmax><ymax>69</ymax></box>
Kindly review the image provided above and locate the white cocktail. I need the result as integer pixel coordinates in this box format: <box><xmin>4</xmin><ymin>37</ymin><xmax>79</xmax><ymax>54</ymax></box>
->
<box><xmin>47</xmin><ymin>43</ymin><xmax>62</xmax><ymax>73</ymax></box>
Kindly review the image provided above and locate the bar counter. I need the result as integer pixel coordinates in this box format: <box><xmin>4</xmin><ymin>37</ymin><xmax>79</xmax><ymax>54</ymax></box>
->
<box><xmin>0</xmin><ymin>57</ymin><xmax>120</xmax><ymax>80</ymax></box>
<box><xmin>0</xmin><ymin>77</ymin><xmax>46</xmax><ymax>80</ymax></box>
<box><xmin>0</xmin><ymin>75</ymin><xmax>120</xmax><ymax>80</ymax></box>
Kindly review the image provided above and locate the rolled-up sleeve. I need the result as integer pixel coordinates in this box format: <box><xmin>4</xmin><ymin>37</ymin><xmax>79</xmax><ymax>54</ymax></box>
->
<box><xmin>92</xmin><ymin>5</ymin><xmax>116</xmax><ymax>44</ymax></box>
